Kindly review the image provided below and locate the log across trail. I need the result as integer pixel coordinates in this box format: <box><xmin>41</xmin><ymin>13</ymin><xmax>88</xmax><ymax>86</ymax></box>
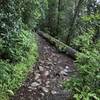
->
<box><xmin>11</xmin><ymin>34</ymin><xmax>75</xmax><ymax>100</ymax></box>
<box><xmin>37</xmin><ymin>30</ymin><xmax>77</xmax><ymax>59</ymax></box>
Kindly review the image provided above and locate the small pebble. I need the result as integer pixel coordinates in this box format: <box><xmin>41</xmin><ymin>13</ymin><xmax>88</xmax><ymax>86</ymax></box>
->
<box><xmin>64</xmin><ymin>69</ymin><xmax>69</xmax><ymax>73</ymax></box>
<box><xmin>51</xmin><ymin>90</ymin><xmax>57</xmax><ymax>94</ymax></box>
<box><xmin>37</xmin><ymin>79</ymin><xmax>42</xmax><ymax>84</ymax></box>
<box><xmin>66</xmin><ymin>66</ymin><xmax>69</xmax><ymax>69</ymax></box>
<box><xmin>44</xmin><ymin>71</ymin><xmax>49</xmax><ymax>76</ymax></box>
<box><xmin>61</xmin><ymin>71</ymin><xmax>68</xmax><ymax>76</ymax></box>
<box><xmin>35</xmin><ymin>73</ymin><xmax>40</xmax><ymax>80</ymax></box>
<box><xmin>40</xmin><ymin>93</ymin><xmax>45</xmax><ymax>96</ymax></box>
<box><xmin>46</xmin><ymin>81</ymin><xmax>50</xmax><ymax>85</ymax></box>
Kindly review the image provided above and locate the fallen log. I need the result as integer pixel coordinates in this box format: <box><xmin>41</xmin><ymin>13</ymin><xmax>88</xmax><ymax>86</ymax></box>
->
<box><xmin>37</xmin><ymin>30</ymin><xmax>77</xmax><ymax>59</ymax></box>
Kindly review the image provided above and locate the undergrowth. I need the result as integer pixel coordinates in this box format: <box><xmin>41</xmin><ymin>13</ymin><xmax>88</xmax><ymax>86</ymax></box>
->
<box><xmin>64</xmin><ymin>14</ymin><xmax>100</xmax><ymax>100</ymax></box>
<box><xmin>0</xmin><ymin>29</ymin><xmax>38</xmax><ymax>100</ymax></box>
<box><xmin>64</xmin><ymin>29</ymin><xmax>100</xmax><ymax>100</ymax></box>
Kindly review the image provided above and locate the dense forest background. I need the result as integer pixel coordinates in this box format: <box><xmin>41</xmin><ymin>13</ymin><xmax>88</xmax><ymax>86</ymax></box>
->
<box><xmin>0</xmin><ymin>0</ymin><xmax>100</xmax><ymax>100</ymax></box>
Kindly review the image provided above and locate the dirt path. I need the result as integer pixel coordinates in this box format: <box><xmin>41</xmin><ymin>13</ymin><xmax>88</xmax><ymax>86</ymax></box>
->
<box><xmin>11</xmin><ymin>35</ymin><xmax>74</xmax><ymax>100</ymax></box>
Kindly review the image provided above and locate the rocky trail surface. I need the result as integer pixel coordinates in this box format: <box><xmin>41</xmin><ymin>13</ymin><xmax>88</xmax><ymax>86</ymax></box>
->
<box><xmin>11</xmin><ymin>35</ymin><xmax>75</xmax><ymax>100</ymax></box>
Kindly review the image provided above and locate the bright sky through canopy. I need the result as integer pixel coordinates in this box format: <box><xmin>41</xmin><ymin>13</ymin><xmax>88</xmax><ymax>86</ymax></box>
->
<box><xmin>97</xmin><ymin>0</ymin><xmax>100</xmax><ymax>3</ymax></box>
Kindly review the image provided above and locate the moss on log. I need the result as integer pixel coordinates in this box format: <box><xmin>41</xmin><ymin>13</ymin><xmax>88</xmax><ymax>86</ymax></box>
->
<box><xmin>37</xmin><ymin>30</ymin><xmax>77</xmax><ymax>59</ymax></box>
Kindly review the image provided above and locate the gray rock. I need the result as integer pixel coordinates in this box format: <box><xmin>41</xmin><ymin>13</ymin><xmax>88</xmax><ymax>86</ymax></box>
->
<box><xmin>40</xmin><ymin>93</ymin><xmax>45</xmax><ymax>96</ymax></box>
<box><xmin>46</xmin><ymin>81</ymin><xmax>50</xmax><ymax>85</ymax></box>
<box><xmin>64</xmin><ymin>69</ymin><xmax>69</xmax><ymax>73</ymax></box>
<box><xmin>39</xmin><ymin>66</ymin><xmax>44</xmax><ymax>71</ymax></box>
<box><xmin>35</xmin><ymin>73</ymin><xmax>40</xmax><ymax>80</ymax></box>
<box><xmin>42</xmin><ymin>87</ymin><xmax>49</xmax><ymax>93</ymax></box>
<box><xmin>37</xmin><ymin>79</ymin><xmax>42</xmax><ymax>84</ymax></box>
<box><xmin>31</xmin><ymin>82</ymin><xmax>40</xmax><ymax>87</ymax></box>
<box><xmin>60</xmin><ymin>71</ymin><xmax>68</xmax><ymax>76</ymax></box>
<box><xmin>51</xmin><ymin>90</ymin><xmax>57</xmax><ymax>94</ymax></box>
<box><xmin>44</xmin><ymin>71</ymin><xmax>49</xmax><ymax>76</ymax></box>
<box><xmin>65</xmin><ymin>66</ymin><xmax>69</xmax><ymax>69</ymax></box>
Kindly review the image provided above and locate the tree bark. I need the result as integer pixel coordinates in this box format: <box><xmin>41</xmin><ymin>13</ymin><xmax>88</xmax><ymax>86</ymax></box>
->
<box><xmin>47</xmin><ymin>0</ymin><xmax>58</xmax><ymax>36</ymax></box>
<box><xmin>56</xmin><ymin>0</ymin><xmax>61</xmax><ymax>34</ymax></box>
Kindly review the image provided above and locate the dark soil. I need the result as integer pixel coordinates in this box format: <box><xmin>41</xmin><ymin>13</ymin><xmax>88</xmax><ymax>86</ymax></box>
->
<box><xmin>11</xmin><ymin>35</ymin><xmax>75</xmax><ymax>100</ymax></box>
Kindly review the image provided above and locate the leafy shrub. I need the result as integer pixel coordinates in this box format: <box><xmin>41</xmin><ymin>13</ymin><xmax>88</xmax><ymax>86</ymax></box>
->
<box><xmin>0</xmin><ymin>30</ymin><xmax>38</xmax><ymax>100</ymax></box>
<box><xmin>0</xmin><ymin>29</ymin><xmax>36</xmax><ymax>63</ymax></box>
<box><xmin>0</xmin><ymin>60</ymin><xmax>13</xmax><ymax>84</ymax></box>
<box><xmin>64</xmin><ymin>29</ymin><xmax>100</xmax><ymax>100</ymax></box>
<box><xmin>22</xmin><ymin>0</ymin><xmax>46</xmax><ymax>29</ymax></box>
<box><xmin>0</xmin><ymin>1</ymin><xmax>39</xmax><ymax>100</ymax></box>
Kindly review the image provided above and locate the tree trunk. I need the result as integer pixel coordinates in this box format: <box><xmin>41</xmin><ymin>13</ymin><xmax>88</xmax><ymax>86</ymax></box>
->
<box><xmin>56</xmin><ymin>0</ymin><xmax>61</xmax><ymax>34</ymax></box>
<box><xmin>67</xmin><ymin>0</ymin><xmax>85</xmax><ymax>44</ymax></box>
<box><xmin>47</xmin><ymin>0</ymin><xmax>58</xmax><ymax>36</ymax></box>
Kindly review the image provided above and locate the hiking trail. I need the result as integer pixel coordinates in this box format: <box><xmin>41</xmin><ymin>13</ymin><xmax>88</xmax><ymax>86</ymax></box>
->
<box><xmin>11</xmin><ymin>35</ymin><xmax>75</xmax><ymax>100</ymax></box>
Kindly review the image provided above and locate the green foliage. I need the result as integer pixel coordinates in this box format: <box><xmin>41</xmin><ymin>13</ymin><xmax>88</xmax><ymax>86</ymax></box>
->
<box><xmin>71</xmin><ymin>30</ymin><xmax>95</xmax><ymax>50</ymax></box>
<box><xmin>0</xmin><ymin>0</ymin><xmax>22</xmax><ymax>62</ymax></box>
<box><xmin>0</xmin><ymin>0</ymin><xmax>99</xmax><ymax>100</ymax></box>
<box><xmin>21</xmin><ymin>0</ymin><xmax>47</xmax><ymax>29</ymax></box>
<box><xmin>0</xmin><ymin>30</ymin><xmax>38</xmax><ymax>100</ymax></box>
<box><xmin>0</xmin><ymin>0</ymin><xmax>22</xmax><ymax>34</ymax></box>
<box><xmin>0</xmin><ymin>29</ymin><xmax>35</xmax><ymax>63</ymax></box>
<box><xmin>64</xmin><ymin>29</ymin><xmax>100</xmax><ymax>99</ymax></box>
<box><xmin>71</xmin><ymin>13</ymin><xmax>100</xmax><ymax>47</ymax></box>
<box><xmin>64</xmin><ymin>12</ymin><xmax>100</xmax><ymax>100</ymax></box>
<box><xmin>0</xmin><ymin>60</ymin><xmax>13</xmax><ymax>84</ymax></box>
<box><xmin>81</xmin><ymin>13</ymin><xmax>100</xmax><ymax>29</ymax></box>
<box><xmin>44</xmin><ymin>0</ymin><xmax>100</xmax><ymax>44</ymax></box>
<box><xmin>0</xmin><ymin>0</ymin><xmax>40</xmax><ymax>100</ymax></box>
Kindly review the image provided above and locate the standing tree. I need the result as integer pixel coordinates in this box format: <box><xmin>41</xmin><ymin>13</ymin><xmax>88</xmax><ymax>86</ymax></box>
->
<box><xmin>47</xmin><ymin>0</ymin><xmax>58</xmax><ymax>36</ymax></box>
<box><xmin>67</xmin><ymin>0</ymin><xmax>85</xmax><ymax>44</ymax></box>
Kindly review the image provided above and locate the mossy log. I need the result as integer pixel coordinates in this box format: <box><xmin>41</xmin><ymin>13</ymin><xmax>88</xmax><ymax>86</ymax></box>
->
<box><xmin>37</xmin><ymin>30</ymin><xmax>77</xmax><ymax>59</ymax></box>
